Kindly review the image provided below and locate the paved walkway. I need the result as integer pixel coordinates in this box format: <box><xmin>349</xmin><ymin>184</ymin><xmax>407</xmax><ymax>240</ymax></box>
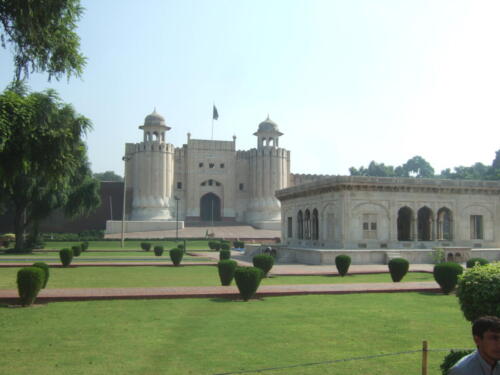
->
<box><xmin>0</xmin><ymin>281</ymin><xmax>440</xmax><ymax>304</ymax></box>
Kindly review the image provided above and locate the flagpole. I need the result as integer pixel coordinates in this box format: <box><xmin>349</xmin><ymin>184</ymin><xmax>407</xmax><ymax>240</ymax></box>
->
<box><xmin>211</xmin><ymin>102</ymin><xmax>214</xmax><ymax>140</ymax></box>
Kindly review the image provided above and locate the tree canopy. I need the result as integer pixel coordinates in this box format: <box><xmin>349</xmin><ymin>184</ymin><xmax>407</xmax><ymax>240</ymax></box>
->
<box><xmin>0</xmin><ymin>0</ymin><xmax>86</xmax><ymax>81</ymax></box>
<box><xmin>0</xmin><ymin>84</ymin><xmax>100</xmax><ymax>250</ymax></box>
<box><xmin>94</xmin><ymin>171</ymin><xmax>123</xmax><ymax>182</ymax></box>
<box><xmin>350</xmin><ymin>153</ymin><xmax>500</xmax><ymax>180</ymax></box>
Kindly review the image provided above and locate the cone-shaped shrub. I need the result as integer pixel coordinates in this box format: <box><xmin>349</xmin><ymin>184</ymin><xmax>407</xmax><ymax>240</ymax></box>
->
<box><xmin>154</xmin><ymin>246</ymin><xmax>164</xmax><ymax>256</ymax></box>
<box><xmin>433</xmin><ymin>262</ymin><xmax>464</xmax><ymax>294</ymax></box>
<box><xmin>220</xmin><ymin>242</ymin><xmax>230</xmax><ymax>251</ymax></box>
<box><xmin>220</xmin><ymin>249</ymin><xmax>231</xmax><ymax>260</ymax></box>
<box><xmin>218</xmin><ymin>260</ymin><xmax>237</xmax><ymax>285</ymax></box>
<box><xmin>71</xmin><ymin>245</ymin><xmax>82</xmax><ymax>257</ymax></box>
<box><xmin>466</xmin><ymin>257</ymin><xmax>489</xmax><ymax>268</ymax></box>
<box><xmin>32</xmin><ymin>262</ymin><xmax>49</xmax><ymax>288</ymax></box>
<box><xmin>17</xmin><ymin>267</ymin><xmax>45</xmax><ymax>306</ymax></box>
<box><xmin>81</xmin><ymin>241</ymin><xmax>89</xmax><ymax>251</ymax></box>
<box><xmin>141</xmin><ymin>242</ymin><xmax>152</xmax><ymax>251</ymax></box>
<box><xmin>335</xmin><ymin>255</ymin><xmax>351</xmax><ymax>276</ymax></box>
<box><xmin>234</xmin><ymin>266</ymin><xmax>263</xmax><ymax>301</ymax></box>
<box><xmin>59</xmin><ymin>248</ymin><xmax>73</xmax><ymax>267</ymax></box>
<box><xmin>169</xmin><ymin>247</ymin><xmax>184</xmax><ymax>266</ymax></box>
<box><xmin>253</xmin><ymin>254</ymin><xmax>274</xmax><ymax>277</ymax></box>
<box><xmin>388</xmin><ymin>258</ymin><xmax>409</xmax><ymax>282</ymax></box>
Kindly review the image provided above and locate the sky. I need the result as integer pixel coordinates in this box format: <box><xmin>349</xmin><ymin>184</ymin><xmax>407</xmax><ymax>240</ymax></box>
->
<box><xmin>1</xmin><ymin>0</ymin><xmax>500</xmax><ymax>177</ymax></box>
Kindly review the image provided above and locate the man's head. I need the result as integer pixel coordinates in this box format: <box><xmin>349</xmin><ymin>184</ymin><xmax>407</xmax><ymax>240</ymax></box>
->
<box><xmin>472</xmin><ymin>316</ymin><xmax>500</xmax><ymax>366</ymax></box>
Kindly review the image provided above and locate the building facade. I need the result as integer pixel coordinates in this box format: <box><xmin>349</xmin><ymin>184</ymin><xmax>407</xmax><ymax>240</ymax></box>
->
<box><xmin>276</xmin><ymin>176</ymin><xmax>500</xmax><ymax>249</ymax></box>
<box><xmin>122</xmin><ymin>110</ymin><xmax>292</xmax><ymax>229</ymax></box>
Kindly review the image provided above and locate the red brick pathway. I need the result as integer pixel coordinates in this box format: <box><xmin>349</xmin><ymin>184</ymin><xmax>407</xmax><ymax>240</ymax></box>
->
<box><xmin>0</xmin><ymin>281</ymin><xmax>440</xmax><ymax>304</ymax></box>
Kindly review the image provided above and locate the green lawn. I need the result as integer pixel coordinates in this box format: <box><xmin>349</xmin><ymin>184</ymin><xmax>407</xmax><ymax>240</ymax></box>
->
<box><xmin>41</xmin><ymin>240</ymin><xmax>214</xmax><ymax>251</ymax></box>
<box><xmin>0</xmin><ymin>253</ymin><xmax>213</xmax><ymax>262</ymax></box>
<box><xmin>0</xmin><ymin>293</ymin><xmax>471</xmax><ymax>374</ymax></box>
<box><xmin>0</xmin><ymin>266</ymin><xmax>435</xmax><ymax>289</ymax></box>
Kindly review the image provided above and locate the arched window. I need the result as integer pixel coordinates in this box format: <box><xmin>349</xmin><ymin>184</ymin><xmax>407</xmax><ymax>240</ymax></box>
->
<box><xmin>297</xmin><ymin>210</ymin><xmax>304</xmax><ymax>240</ymax></box>
<box><xmin>312</xmin><ymin>209</ymin><xmax>319</xmax><ymax>240</ymax></box>
<box><xmin>417</xmin><ymin>206</ymin><xmax>434</xmax><ymax>241</ymax></box>
<box><xmin>397</xmin><ymin>206</ymin><xmax>413</xmax><ymax>241</ymax></box>
<box><xmin>153</xmin><ymin>132</ymin><xmax>159</xmax><ymax>141</ymax></box>
<box><xmin>304</xmin><ymin>209</ymin><xmax>311</xmax><ymax>240</ymax></box>
<box><xmin>437</xmin><ymin>207</ymin><xmax>453</xmax><ymax>240</ymax></box>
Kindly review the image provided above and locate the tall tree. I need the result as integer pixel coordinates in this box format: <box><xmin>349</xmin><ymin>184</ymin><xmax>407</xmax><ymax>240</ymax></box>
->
<box><xmin>0</xmin><ymin>0</ymin><xmax>86</xmax><ymax>80</ymax></box>
<box><xmin>94</xmin><ymin>170</ymin><xmax>123</xmax><ymax>182</ymax></box>
<box><xmin>399</xmin><ymin>156</ymin><xmax>435</xmax><ymax>178</ymax></box>
<box><xmin>0</xmin><ymin>85</ymin><xmax>99</xmax><ymax>250</ymax></box>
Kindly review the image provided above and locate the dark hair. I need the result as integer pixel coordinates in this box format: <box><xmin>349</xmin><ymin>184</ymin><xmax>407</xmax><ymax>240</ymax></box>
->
<box><xmin>472</xmin><ymin>316</ymin><xmax>500</xmax><ymax>338</ymax></box>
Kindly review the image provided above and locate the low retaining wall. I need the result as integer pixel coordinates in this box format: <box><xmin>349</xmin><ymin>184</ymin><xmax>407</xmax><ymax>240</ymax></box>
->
<box><xmin>275</xmin><ymin>247</ymin><xmax>500</xmax><ymax>265</ymax></box>
<box><xmin>105</xmin><ymin>220</ymin><xmax>184</xmax><ymax>234</ymax></box>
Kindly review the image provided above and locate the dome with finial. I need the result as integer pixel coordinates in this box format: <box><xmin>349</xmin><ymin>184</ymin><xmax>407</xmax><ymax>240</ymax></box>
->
<box><xmin>144</xmin><ymin>109</ymin><xmax>166</xmax><ymax>127</ymax></box>
<box><xmin>258</xmin><ymin>115</ymin><xmax>279</xmax><ymax>132</ymax></box>
<box><xmin>254</xmin><ymin>115</ymin><xmax>283</xmax><ymax>136</ymax></box>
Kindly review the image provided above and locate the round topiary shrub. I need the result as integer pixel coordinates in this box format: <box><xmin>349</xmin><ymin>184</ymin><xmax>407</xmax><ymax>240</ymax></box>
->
<box><xmin>466</xmin><ymin>257</ymin><xmax>489</xmax><ymax>268</ymax></box>
<box><xmin>218</xmin><ymin>260</ymin><xmax>237</xmax><ymax>286</ymax></box>
<box><xmin>59</xmin><ymin>248</ymin><xmax>73</xmax><ymax>267</ymax></box>
<box><xmin>440</xmin><ymin>349</ymin><xmax>474</xmax><ymax>375</ymax></box>
<box><xmin>32</xmin><ymin>262</ymin><xmax>49</xmax><ymax>288</ymax></box>
<box><xmin>213</xmin><ymin>242</ymin><xmax>222</xmax><ymax>251</ymax></box>
<box><xmin>220</xmin><ymin>242</ymin><xmax>230</xmax><ymax>251</ymax></box>
<box><xmin>169</xmin><ymin>248</ymin><xmax>184</xmax><ymax>266</ymax></box>
<box><xmin>253</xmin><ymin>254</ymin><xmax>274</xmax><ymax>277</ymax></box>
<box><xmin>388</xmin><ymin>258</ymin><xmax>409</xmax><ymax>282</ymax></box>
<box><xmin>234</xmin><ymin>266</ymin><xmax>263</xmax><ymax>301</ymax></box>
<box><xmin>17</xmin><ymin>267</ymin><xmax>45</xmax><ymax>306</ymax></box>
<box><xmin>219</xmin><ymin>249</ymin><xmax>231</xmax><ymax>260</ymax></box>
<box><xmin>208</xmin><ymin>240</ymin><xmax>217</xmax><ymax>250</ymax></box>
<box><xmin>177</xmin><ymin>243</ymin><xmax>185</xmax><ymax>252</ymax></box>
<box><xmin>335</xmin><ymin>255</ymin><xmax>351</xmax><ymax>277</ymax></box>
<box><xmin>81</xmin><ymin>241</ymin><xmax>89</xmax><ymax>251</ymax></box>
<box><xmin>433</xmin><ymin>262</ymin><xmax>464</xmax><ymax>294</ymax></box>
<box><xmin>141</xmin><ymin>242</ymin><xmax>152</xmax><ymax>251</ymax></box>
<box><xmin>154</xmin><ymin>246</ymin><xmax>164</xmax><ymax>256</ymax></box>
<box><xmin>456</xmin><ymin>262</ymin><xmax>500</xmax><ymax>322</ymax></box>
<box><xmin>71</xmin><ymin>245</ymin><xmax>82</xmax><ymax>257</ymax></box>
<box><xmin>233</xmin><ymin>240</ymin><xmax>245</xmax><ymax>249</ymax></box>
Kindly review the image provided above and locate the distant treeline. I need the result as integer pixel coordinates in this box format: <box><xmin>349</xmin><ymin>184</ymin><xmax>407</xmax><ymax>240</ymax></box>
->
<box><xmin>349</xmin><ymin>151</ymin><xmax>500</xmax><ymax>180</ymax></box>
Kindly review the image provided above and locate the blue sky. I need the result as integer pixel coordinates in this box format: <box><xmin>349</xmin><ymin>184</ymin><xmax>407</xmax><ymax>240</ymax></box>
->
<box><xmin>1</xmin><ymin>0</ymin><xmax>500</xmax><ymax>176</ymax></box>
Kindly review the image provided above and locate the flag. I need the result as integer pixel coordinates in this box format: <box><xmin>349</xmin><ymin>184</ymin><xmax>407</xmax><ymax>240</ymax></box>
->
<box><xmin>212</xmin><ymin>105</ymin><xmax>219</xmax><ymax>120</ymax></box>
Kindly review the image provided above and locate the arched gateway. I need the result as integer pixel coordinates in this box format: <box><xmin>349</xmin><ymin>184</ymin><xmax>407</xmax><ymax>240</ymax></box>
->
<box><xmin>200</xmin><ymin>193</ymin><xmax>221</xmax><ymax>221</ymax></box>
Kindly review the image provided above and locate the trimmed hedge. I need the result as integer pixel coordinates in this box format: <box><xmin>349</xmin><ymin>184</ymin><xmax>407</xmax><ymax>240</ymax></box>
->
<box><xmin>169</xmin><ymin>248</ymin><xmax>184</xmax><ymax>266</ymax></box>
<box><xmin>17</xmin><ymin>267</ymin><xmax>45</xmax><ymax>306</ymax></box>
<box><xmin>335</xmin><ymin>255</ymin><xmax>351</xmax><ymax>277</ymax></box>
<box><xmin>71</xmin><ymin>245</ymin><xmax>82</xmax><ymax>257</ymax></box>
<box><xmin>208</xmin><ymin>240</ymin><xmax>218</xmax><ymax>250</ymax></box>
<box><xmin>433</xmin><ymin>262</ymin><xmax>463</xmax><ymax>294</ymax></box>
<box><xmin>456</xmin><ymin>262</ymin><xmax>500</xmax><ymax>321</ymax></box>
<box><xmin>32</xmin><ymin>262</ymin><xmax>49</xmax><ymax>288</ymax></box>
<box><xmin>233</xmin><ymin>240</ymin><xmax>245</xmax><ymax>248</ymax></box>
<box><xmin>59</xmin><ymin>248</ymin><xmax>73</xmax><ymax>267</ymax></box>
<box><xmin>154</xmin><ymin>246</ymin><xmax>164</xmax><ymax>256</ymax></box>
<box><xmin>388</xmin><ymin>258</ymin><xmax>409</xmax><ymax>282</ymax></box>
<box><xmin>440</xmin><ymin>349</ymin><xmax>474</xmax><ymax>375</ymax></box>
<box><xmin>220</xmin><ymin>242</ymin><xmax>230</xmax><ymax>251</ymax></box>
<box><xmin>234</xmin><ymin>266</ymin><xmax>263</xmax><ymax>301</ymax></box>
<box><xmin>81</xmin><ymin>241</ymin><xmax>89</xmax><ymax>251</ymax></box>
<box><xmin>219</xmin><ymin>249</ymin><xmax>231</xmax><ymax>260</ymax></box>
<box><xmin>466</xmin><ymin>257</ymin><xmax>489</xmax><ymax>268</ymax></box>
<box><xmin>218</xmin><ymin>260</ymin><xmax>237</xmax><ymax>286</ymax></box>
<box><xmin>141</xmin><ymin>242</ymin><xmax>152</xmax><ymax>251</ymax></box>
<box><xmin>177</xmin><ymin>243</ymin><xmax>185</xmax><ymax>252</ymax></box>
<box><xmin>253</xmin><ymin>254</ymin><xmax>274</xmax><ymax>277</ymax></box>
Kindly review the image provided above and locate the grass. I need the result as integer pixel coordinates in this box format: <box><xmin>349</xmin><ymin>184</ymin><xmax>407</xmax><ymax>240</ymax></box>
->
<box><xmin>0</xmin><ymin>293</ymin><xmax>471</xmax><ymax>374</ymax></box>
<box><xmin>40</xmin><ymin>240</ymin><xmax>214</xmax><ymax>251</ymax></box>
<box><xmin>0</xmin><ymin>252</ymin><xmax>213</xmax><ymax>262</ymax></box>
<box><xmin>0</xmin><ymin>266</ymin><xmax>435</xmax><ymax>289</ymax></box>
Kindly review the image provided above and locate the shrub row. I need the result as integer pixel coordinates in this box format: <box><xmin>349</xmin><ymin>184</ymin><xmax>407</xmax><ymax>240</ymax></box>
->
<box><xmin>233</xmin><ymin>240</ymin><xmax>245</xmax><ymax>248</ymax></box>
<box><xmin>208</xmin><ymin>240</ymin><xmax>231</xmax><ymax>251</ymax></box>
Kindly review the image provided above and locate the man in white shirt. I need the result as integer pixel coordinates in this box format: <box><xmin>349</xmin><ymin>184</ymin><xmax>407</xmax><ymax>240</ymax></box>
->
<box><xmin>449</xmin><ymin>316</ymin><xmax>500</xmax><ymax>375</ymax></box>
